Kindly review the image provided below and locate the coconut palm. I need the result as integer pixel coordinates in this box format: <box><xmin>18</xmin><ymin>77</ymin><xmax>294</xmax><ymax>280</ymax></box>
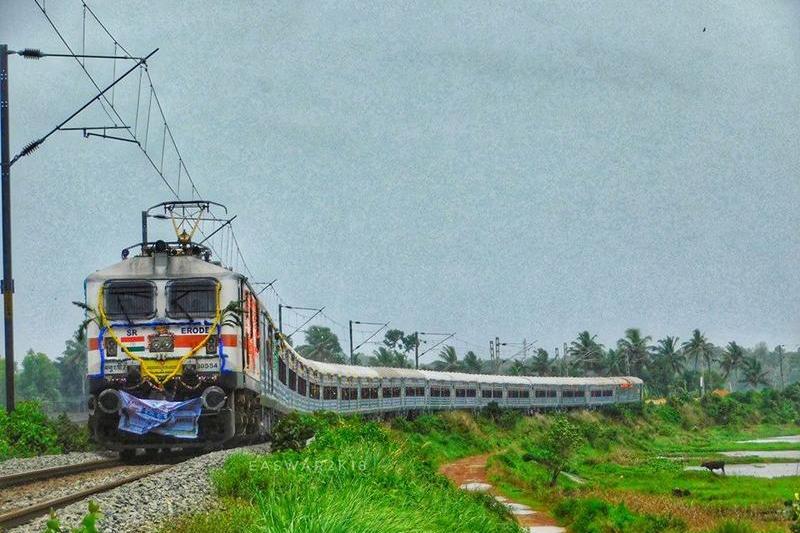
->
<box><xmin>530</xmin><ymin>348</ymin><xmax>552</xmax><ymax>376</ymax></box>
<box><xmin>617</xmin><ymin>328</ymin><xmax>653</xmax><ymax>376</ymax></box>
<box><xmin>601</xmin><ymin>348</ymin><xmax>625</xmax><ymax>376</ymax></box>
<box><xmin>740</xmin><ymin>356</ymin><xmax>769</xmax><ymax>389</ymax></box>
<box><xmin>372</xmin><ymin>347</ymin><xmax>400</xmax><ymax>367</ymax></box>
<box><xmin>568</xmin><ymin>331</ymin><xmax>604</xmax><ymax>374</ymax></box>
<box><xmin>719</xmin><ymin>341</ymin><xmax>745</xmax><ymax>389</ymax></box>
<box><xmin>461</xmin><ymin>351</ymin><xmax>483</xmax><ymax>374</ymax></box>
<box><xmin>433</xmin><ymin>345</ymin><xmax>461</xmax><ymax>372</ymax></box>
<box><xmin>654</xmin><ymin>336</ymin><xmax>684</xmax><ymax>379</ymax></box>
<box><xmin>509</xmin><ymin>360</ymin><xmax>527</xmax><ymax>376</ymax></box>
<box><xmin>682</xmin><ymin>329</ymin><xmax>714</xmax><ymax>375</ymax></box>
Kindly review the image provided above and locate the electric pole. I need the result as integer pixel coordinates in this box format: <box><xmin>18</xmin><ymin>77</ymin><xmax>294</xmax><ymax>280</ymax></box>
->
<box><xmin>349</xmin><ymin>320</ymin><xmax>354</xmax><ymax>364</ymax></box>
<box><xmin>1</xmin><ymin>44</ymin><xmax>13</xmax><ymax>411</ymax></box>
<box><xmin>348</xmin><ymin>320</ymin><xmax>388</xmax><ymax>365</ymax></box>
<box><xmin>414</xmin><ymin>331</ymin><xmax>419</xmax><ymax>369</ymax></box>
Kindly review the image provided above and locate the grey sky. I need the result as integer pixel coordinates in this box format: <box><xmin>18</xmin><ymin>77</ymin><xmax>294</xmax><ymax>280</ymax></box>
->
<box><xmin>1</xmin><ymin>1</ymin><xmax>799</xmax><ymax>364</ymax></box>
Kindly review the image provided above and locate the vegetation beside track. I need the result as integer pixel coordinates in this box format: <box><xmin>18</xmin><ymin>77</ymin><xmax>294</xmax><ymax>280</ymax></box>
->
<box><xmin>398</xmin><ymin>391</ymin><xmax>800</xmax><ymax>532</ymax></box>
<box><xmin>169</xmin><ymin>412</ymin><xmax>521</xmax><ymax>533</ymax></box>
<box><xmin>0</xmin><ymin>401</ymin><xmax>92</xmax><ymax>460</ymax></box>
<box><xmin>169</xmin><ymin>388</ymin><xmax>800</xmax><ymax>532</ymax></box>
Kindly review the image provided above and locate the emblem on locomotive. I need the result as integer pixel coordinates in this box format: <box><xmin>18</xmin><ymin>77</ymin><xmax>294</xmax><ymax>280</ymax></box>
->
<box><xmin>148</xmin><ymin>325</ymin><xmax>175</xmax><ymax>353</ymax></box>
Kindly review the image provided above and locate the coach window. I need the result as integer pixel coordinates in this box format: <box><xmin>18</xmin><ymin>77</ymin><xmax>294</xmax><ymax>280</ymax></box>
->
<box><xmin>382</xmin><ymin>387</ymin><xmax>400</xmax><ymax>398</ymax></box>
<box><xmin>288</xmin><ymin>369</ymin><xmax>297</xmax><ymax>391</ymax></box>
<box><xmin>492</xmin><ymin>389</ymin><xmax>503</xmax><ymax>399</ymax></box>
<box><xmin>278</xmin><ymin>358</ymin><xmax>287</xmax><ymax>385</ymax></box>
<box><xmin>362</xmin><ymin>387</ymin><xmax>378</xmax><ymax>400</ymax></box>
<box><xmin>103</xmin><ymin>281</ymin><xmax>156</xmax><ymax>321</ymax></box>
<box><xmin>323</xmin><ymin>386</ymin><xmax>337</xmax><ymax>400</ymax></box>
<box><xmin>431</xmin><ymin>386</ymin><xmax>450</xmax><ymax>397</ymax></box>
<box><xmin>342</xmin><ymin>387</ymin><xmax>358</xmax><ymax>401</ymax></box>
<box><xmin>309</xmin><ymin>383</ymin><xmax>320</xmax><ymax>400</ymax></box>
<box><xmin>166</xmin><ymin>278</ymin><xmax>217</xmax><ymax>319</ymax></box>
<box><xmin>481</xmin><ymin>389</ymin><xmax>492</xmax><ymax>399</ymax></box>
<box><xmin>405</xmin><ymin>386</ymin><xmax>424</xmax><ymax>397</ymax></box>
<box><xmin>466</xmin><ymin>389</ymin><xmax>476</xmax><ymax>398</ymax></box>
<box><xmin>297</xmin><ymin>376</ymin><xmax>307</xmax><ymax>396</ymax></box>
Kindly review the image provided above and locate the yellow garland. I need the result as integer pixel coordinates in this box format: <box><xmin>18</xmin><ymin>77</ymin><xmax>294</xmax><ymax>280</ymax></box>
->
<box><xmin>97</xmin><ymin>282</ymin><xmax>222</xmax><ymax>387</ymax></box>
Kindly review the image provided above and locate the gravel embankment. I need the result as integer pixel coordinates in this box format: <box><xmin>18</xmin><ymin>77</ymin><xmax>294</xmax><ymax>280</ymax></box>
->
<box><xmin>11</xmin><ymin>444</ymin><xmax>270</xmax><ymax>533</ymax></box>
<box><xmin>0</xmin><ymin>451</ymin><xmax>117</xmax><ymax>477</ymax></box>
<box><xmin>1</xmin><ymin>464</ymin><xmax>167</xmax><ymax>514</ymax></box>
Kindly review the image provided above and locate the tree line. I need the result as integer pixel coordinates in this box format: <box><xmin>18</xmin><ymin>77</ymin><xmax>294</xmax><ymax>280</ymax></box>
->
<box><xmin>3</xmin><ymin>324</ymin><xmax>793</xmax><ymax>409</ymax></box>
<box><xmin>296</xmin><ymin>326</ymin><xmax>798</xmax><ymax>397</ymax></box>
<box><xmin>0</xmin><ymin>328</ymin><xmax>87</xmax><ymax>411</ymax></box>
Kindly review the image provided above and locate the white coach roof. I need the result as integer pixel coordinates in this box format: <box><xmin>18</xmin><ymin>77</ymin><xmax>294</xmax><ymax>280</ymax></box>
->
<box><xmin>292</xmin><ymin>346</ymin><xmax>642</xmax><ymax>386</ymax></box>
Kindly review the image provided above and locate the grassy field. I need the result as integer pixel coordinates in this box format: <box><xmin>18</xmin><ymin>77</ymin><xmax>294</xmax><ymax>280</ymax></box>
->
<box><xmin>169</xmin><ymin>413</ymin><xmax>522</xmax><ymax>533</ymax></box>
<box><xmin>168</xmin><ymin>389</ymin><xmax>800</xmax><ymax>533</ymax></box>
<box><xmin>388</xmin><ymin>393</ymin><xmax>800</xmax><ymax>532</ymax></box>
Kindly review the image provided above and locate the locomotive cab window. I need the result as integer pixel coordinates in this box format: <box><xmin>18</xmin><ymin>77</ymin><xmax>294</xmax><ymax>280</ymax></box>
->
<box><xmin>103</xmin><ymin>281</ymin><xmax>156</xmax><ymax>321</ymax></box>
<box><xmin>167</xmin><ymin>278</ymin><xmax>217</xmax><ymax>319</ymax></box>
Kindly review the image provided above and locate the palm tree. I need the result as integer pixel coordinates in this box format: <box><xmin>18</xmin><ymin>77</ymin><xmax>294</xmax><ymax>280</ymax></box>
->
<box><xmin>740</xmin><ymin>357</ymin><xmax>769</xmax><ymax>389</ymax></box>
<box><xmin>617</xmin><ymin>328</ymin><xmax>653</xmax><ymax>376</ymax></box>
<box><xmin>568</xmin><ymin>331</ymin><xmax>604</xmax><ymax>374</ymax></box>
<box><xmin>601</xmin><ymin>348</ymin><xmax>625</xmax><ymax>376</ymax></box>
<box><xmin>654</xmin><ymin>336</ymin><xmax>684</xmax><ymax>379</ymax></box>
<box><xmin>461</xmin><ymin>351</ymin><xmax>483</xmax><ymax>374</ymax></box>
<box><xmin>530</xmin><ymin>348</ymin><xmax>552</xmax><ymax>376</ymax></box>
<box><xmin>433</xmin><ymin>345</ymin><xmax>461</xmax><ymax>372</ymax></box>
<box><xmin>509</xmin><ymin>360</ymin><xmax>527</xmax><ymax>376</ymax></box>
<box><xmin>682</xmin><ymin>329</ymin><xmax>714</xmax><ymax>375</ymax></box>
<box><xmin>372</xmin><ymin>347</ymin><xmax>400</xmax><ymax>367</ymax></box>
<box><xmin>719</xmin><ymin>341</ymin><xmax>745</xmax><ymax>390</ymax></box>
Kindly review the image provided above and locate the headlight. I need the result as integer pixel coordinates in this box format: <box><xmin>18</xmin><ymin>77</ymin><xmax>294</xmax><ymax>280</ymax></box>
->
<box><xmin>205</xmin><ymin>335</ymin><xmax>219</xmax><ymax>355</ymax></box>
<box><xmin>103</xmin><ymin>337</ymin><xmax>118</xmax><ymax>357</ymax></box>
<box><xmin>201</xmin><ymin>386</ymin><xmax>226</xmax><ymax>411</ymax></box>
<box><xmin>98</xmin><ymin>389</ymin><xmax>121</xmax><ymax>414</ymax></box>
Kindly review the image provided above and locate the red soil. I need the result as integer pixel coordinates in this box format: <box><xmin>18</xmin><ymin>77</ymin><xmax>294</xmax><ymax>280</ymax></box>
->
<box><xmin>439</xmin><ymin>454</ymin><xmax>561</xmax><ymax>529</ymax></box>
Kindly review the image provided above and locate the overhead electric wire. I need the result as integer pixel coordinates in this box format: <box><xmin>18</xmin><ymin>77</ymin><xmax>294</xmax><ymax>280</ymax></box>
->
<box><xmin>31</xmin><ymin>0</ymin><xmax>181</xmax><ymax>198</ymax></box>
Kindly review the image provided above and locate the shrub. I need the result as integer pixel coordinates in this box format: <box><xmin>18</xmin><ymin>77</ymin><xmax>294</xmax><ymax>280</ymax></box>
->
<box><xmin>0</xmin><ymin>401</ymin><xmax>60</xmax><ymax>459</ymax></box>
<box><xmin>710</xmin><ymin>521</ymin><xmax>756</xmax><ymax>533</ymax></box>
<box><xmin>554</xmin><ymin>497</ymin><xmax>686</xmax><ymax>533</ymax></box>
<box><xmin>654</xmin><ymin>404</ymin><xmax>682</xmax><ymax>425</ymax></box>
<box><xmin>52</xmin><ymin>413</ymin><xmax>92</xmax><ymax>453</ymax></box>
<box><xmin>270</xmin><ymin>411</ymin><xmax>321</xmax><ymax>452</ymax></box>
<box><xmin>45</xmin><ymin>500</ymin><xmax>102</xmax><ymax>533</ymax></box>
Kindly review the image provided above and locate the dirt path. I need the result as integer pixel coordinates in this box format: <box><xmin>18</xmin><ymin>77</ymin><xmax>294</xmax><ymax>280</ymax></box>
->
<box><xmin>439</xmin><ymin>454</ymin><xmax>565</xmax><ymax>533</ymax></box>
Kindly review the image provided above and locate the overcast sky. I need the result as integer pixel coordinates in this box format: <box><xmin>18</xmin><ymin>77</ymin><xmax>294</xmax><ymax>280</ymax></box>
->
<box><xmin>1</xmin><ymin>1</ymin><xmax>799</xmax><ymax>363</ymax></box>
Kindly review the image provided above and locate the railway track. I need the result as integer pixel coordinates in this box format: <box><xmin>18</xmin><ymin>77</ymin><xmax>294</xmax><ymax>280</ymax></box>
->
<box><xmin>0</xmin><ymin>457</ymin><xmax>176</xmax><ymax>530</ymax></box>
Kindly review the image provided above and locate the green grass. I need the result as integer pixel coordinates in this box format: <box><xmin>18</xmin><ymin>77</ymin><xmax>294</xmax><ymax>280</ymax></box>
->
<box><xmin>169</xmin><ymin>414</ymin><xmax>523</xmax><ymax>533</ymax></box>
<box><xmin>388</xmin><ymin>399</ymin><xmax>800</xmax><ymax>531</ymax></box>
<box><xmin>168</xmin><ymin>391</ymin><xmax>800</xmax><ymax>532</ymax></box>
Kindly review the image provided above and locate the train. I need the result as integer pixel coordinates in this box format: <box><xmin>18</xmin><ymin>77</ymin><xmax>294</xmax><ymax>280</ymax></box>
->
<box><xmin>84</xmin><ymin>201</ymin><xmax>643</xmax><ymax>456</ymax></box>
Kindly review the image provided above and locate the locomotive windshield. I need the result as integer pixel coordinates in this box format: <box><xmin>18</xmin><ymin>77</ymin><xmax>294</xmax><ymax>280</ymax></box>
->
<box><xmin>167</xmin><ymin>278</ymin><xmax>217</xmax><ymax>319</ymax></box>
<box><xmin>103</xmin><ymin>281</ymin><xmax>156</xmax><ymax>322</ymax></box>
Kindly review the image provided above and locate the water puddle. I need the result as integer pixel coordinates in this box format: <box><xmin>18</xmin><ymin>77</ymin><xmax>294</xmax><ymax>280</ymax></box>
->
<box><xmin>686</xmin><ymin>462</ymin><xmax>800</xmax><ymax>478</ymax></box>
<box><xmin>738</xmin><ymin>435</ymin><xmax>800</xmax><ymax>444</ymax></box>
<box><xmin>722</xmin><ymin>450</ymin><xmax>800</xmax><ymax>459</ymax></box>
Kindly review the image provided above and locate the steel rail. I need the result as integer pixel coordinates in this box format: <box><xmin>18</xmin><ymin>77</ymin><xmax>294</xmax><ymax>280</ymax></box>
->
<box><xmin>0</xmin><ymin>457</ymin><xmax>121</xmax><ymax>489</ymax></box>
<box><xmin>0</xmin><ymin>463</ymin><xmax>172</xmax><ymax>529</ymax></box>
